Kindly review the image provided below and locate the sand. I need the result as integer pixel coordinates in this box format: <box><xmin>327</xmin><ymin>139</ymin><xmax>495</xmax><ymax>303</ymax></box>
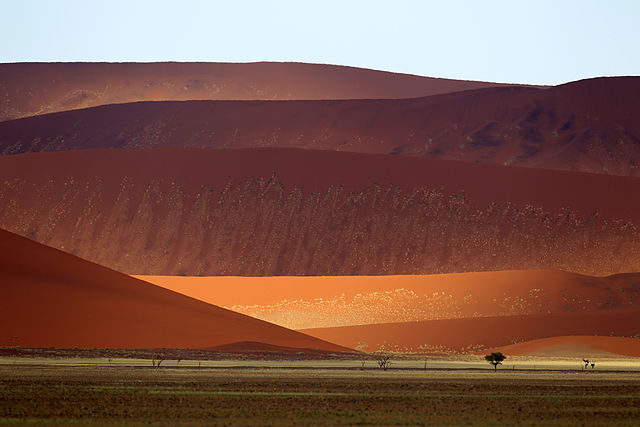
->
<box><xmin>300</xmin><ymin>309</ymin><xmax>640</xmax><ymax>354</ymax></box>
<box><xmin>0</xmin><ymin>61</ymin><xmax>511</xmax><ymax>122</ymax></box>
<box><xmin>0</xmin><ymin>228</ymin><xmax>349</xmax><ymax>352</ymax></box>
<box><xmin>1</xmin><ymin>148</ymin><xmax>639</xmax><ymax>276</ymax></box>
<box><xmin>137</xmin><ymin>271</ymin><xmax>640</xmax><ymax>329</ymax></box>
<box><xmin>1</xmin><ymin>76</ymin><xmax>637</xmax><ymax>176</ymax></box>
<box><xmin>490</xmin><ymin>335</ymin><xmax>640</xmax><ymax>358</ymax></box>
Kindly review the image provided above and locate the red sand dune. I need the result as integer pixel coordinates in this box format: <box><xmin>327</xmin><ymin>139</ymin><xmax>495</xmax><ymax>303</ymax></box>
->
<box><xmin>0</xmin><ymin>62</ymin><xmax>510</xmax><ymax>122</ymax></box>
<box><xmin>1</xmin><ymin>147</ymin><xmax>639</xmax><ymax>276</ymax></box>
<box><xmin>300</xmin><ymin>309</ymin><xmax>640</xmax><ymax>354</ymax></box>
<box><xmin>0</xmin><ymin>228</ymin><xmax>349</xmax><ymax>352</ymax></box>
<box><xmin>206</xmin><ymin>341</ymin><xmax>342</xmax><ymax>355</ymax></box>
<box><xmin>137</xmin><ymin>271</ymin><xmax>640</xmax><ymax>330</ymax></box>
<box><xmin>1</xmin><ymin>77</ymin><xmax>638</xmax><ymax>176</ymax></box>
<box><xmin>490</xmin><ymin>336</ymin><xmax>640</xmax><ymax>358</ymax></box>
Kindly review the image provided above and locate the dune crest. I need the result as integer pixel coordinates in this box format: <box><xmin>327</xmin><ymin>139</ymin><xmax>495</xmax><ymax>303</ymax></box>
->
<box><xmin>0</xmin><ymin>62</ymin><xmax>510</xmax><ymax>122</ymax></box>
<box><xmin>0</xmin><ymin>228</ymin><xmax>348</xmax><ymax>352</ymax></box>
<box><xmin>0</xmin><ymin>77</ymin><xmax>637</xmax><ymax>176</ymax></box>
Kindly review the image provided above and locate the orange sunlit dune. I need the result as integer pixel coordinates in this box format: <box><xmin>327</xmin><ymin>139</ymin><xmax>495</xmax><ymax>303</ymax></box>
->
<box><xmin>138</xmin><ymin>271</ymin><xmax>640</xmax><ymax>329</ymax></box>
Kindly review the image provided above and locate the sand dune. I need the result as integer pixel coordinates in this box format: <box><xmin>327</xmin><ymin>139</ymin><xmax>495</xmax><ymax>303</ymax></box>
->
<box><xmin>206</xmin><ymin>341</ymin><xmax>344</xmax><ymax>354</ymax></box>
<box><xmin>0</xmin><ymin>228</ymin><xmax>348</xmax><ymax>352</ymax></box>
<box><xmin>300</xmin><ymin>309</ymin><xmax>640</xmax><ymax>354</ymax></box>
<box><xmin>0</xmin><ymin>62</ymin><xmax>510</xmax><ymax>122</ymax></box>
<box><xmin>490</xmin><ymin>336</ymin><xmax>640</xmax><ymax>358</ymax></box>
<box><xmin>1</xmin><ymin>147</ymin><xmax>639</xmax><ymax>276</ymax></box>
<box><xmin>1</xmin><ymin>77</ymin><xmax>638</xmax><ymax>176</ymax></box>
<box><xmin>137</xmin><ymin>271</ymin><xmax>640</xmax><ymax>329</ymax></box>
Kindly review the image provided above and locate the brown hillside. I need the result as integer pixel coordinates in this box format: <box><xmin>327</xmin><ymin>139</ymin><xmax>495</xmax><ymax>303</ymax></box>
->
<box><xmin>0</xmin><ymin>228</ymin><xmax>348</xmax><ymax>351</ymax></box>
<box><xmin>1</xmin><ymin>148</ymin><xmax>639</xmax><ymax>276</ymax></box>
<box><xmin>0</xmin><ymin>77</ymin><xmax>637</xmax><ymax>176</ymax></box>
<box><xmin>0</xmin><ymin>62</ymin><xmax>509</xmax><ymax>122</ymax></box>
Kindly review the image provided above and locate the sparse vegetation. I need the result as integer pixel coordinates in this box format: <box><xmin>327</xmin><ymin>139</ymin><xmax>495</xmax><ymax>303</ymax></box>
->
<box><xmin>374</xmin><ymin>353</ymin><xmax>392</xmax><ymax>370</ymax></box>
<box><xmin>2</xmin><ymin>365</ymin><xmax>640</xmax><ymax>425</ymax></box>
<box><xmin>485</xmin><ymin>352</ymin><xmax>507</xmax><ymax>371</ymax></box>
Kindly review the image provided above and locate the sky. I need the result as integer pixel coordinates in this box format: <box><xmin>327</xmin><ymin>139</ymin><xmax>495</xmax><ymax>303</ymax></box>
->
<box><xmin>1</xmin><ymin>0</ymin><xmax>638</xmax><ymax>85</ymax></box>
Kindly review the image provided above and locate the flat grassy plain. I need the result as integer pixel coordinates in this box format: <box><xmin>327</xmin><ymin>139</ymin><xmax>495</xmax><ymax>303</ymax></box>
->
<box><xmin>1</xmin><ymin>363</ymin><xmax>640</xmax><ymax>426</ymax></box>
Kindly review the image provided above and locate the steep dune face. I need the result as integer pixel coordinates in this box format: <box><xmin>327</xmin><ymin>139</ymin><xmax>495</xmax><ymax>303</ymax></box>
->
<box><xmin>0</xmin><ymin>228</ymin><xmax>348</xmax><ymax>351</ymax></box>
<box><xmin>0</xmin><ymin>62</ymin><xmax>510</xmax><ymax>122</ymax></box>
<box><xmin>1</xmin><ymin>77</ymin><xmax>637</xmax><ymax>176</ymax></box>
<box><xmin>137</xmin><ymin>271</ymin><xmax>640</xmax><ymax>330</ymax></box>
<box><xmin>491</xmin><ymin>336</ymin><xmax>640</xmax><ymax>358</ymax></box>
<box><xmin>300</xmin><ymin>309</ymin><xmax>640</xmax><ymax>353</ymax></box>
<box><xmin>1</xmin><ymin>148</ymin><xmax>639</xmax><ymax>277</ymax></box>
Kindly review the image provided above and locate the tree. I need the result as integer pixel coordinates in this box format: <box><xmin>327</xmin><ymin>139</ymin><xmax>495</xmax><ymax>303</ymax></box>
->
<box><xmin>374</xmin><ymin>353</ymin><xmax>392</xmax><ymax>371</ymax></box>
<box><xmin>484</xmin><ymin>352</ymin><xmax>507</xmax><ymax>371</ymax></box>
<box><xmin>152</xmin><ymin>354</ymin><xmax>165</xmax><ymax>368</ymax></box>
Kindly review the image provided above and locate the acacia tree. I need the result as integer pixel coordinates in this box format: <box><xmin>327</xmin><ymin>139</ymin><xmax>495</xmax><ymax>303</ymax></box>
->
<box><xmin>374</xmin><ymin>354</ymin><xmax>392</xmax><ymax>371</ymax></box>
<box><xmin>484</xmin><ymin>352</ymin><xmax>506</xmax><ymax>371</ymax></box>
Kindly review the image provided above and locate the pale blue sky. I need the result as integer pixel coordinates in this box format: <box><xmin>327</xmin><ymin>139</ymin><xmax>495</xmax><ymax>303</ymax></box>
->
<box><xmin>1</xmin><ymin>0</ymin><xmax>638</xmax><ymax>85</ymax></box>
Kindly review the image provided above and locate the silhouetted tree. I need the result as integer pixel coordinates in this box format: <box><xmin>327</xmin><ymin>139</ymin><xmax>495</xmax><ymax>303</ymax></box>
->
<box><xmin>485</xmin><ymin>352</ymin><xmax>507</xmax><ymax>371</ymax></box>
<box><xmin>374</xmin><ymin>354</ymin><xmax>392</xmax><ymax>371</ymax></box>
<box><xmin>152</xmin><ymin>354</ymin><xmax>165</xmax><ymax>368</ymax></box>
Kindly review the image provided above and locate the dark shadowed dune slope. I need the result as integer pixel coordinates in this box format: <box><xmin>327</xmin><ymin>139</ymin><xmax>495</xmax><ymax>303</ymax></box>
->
<box><xmin>1</xmin><ymin>147</ymin><xmax>639</xmax><ymax>276</ymax></box>
<box><xmin>0</xmin><ymin>227</ymin><xmax>349</xmax><ymax>351</ymax></box>
<box><xmin>0</xmin><ymin>77</ymin><xmax>637</xmax><ymax>175</ymax></box>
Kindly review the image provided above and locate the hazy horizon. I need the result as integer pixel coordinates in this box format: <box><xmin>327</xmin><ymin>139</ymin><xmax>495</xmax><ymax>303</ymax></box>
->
<box><xmin>1</xmin><ymin>0</ymin><xmax>638</xmax><ymax>85</ymax></box>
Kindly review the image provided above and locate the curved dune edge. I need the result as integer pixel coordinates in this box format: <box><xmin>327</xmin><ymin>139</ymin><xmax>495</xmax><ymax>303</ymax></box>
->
<box><xmin>488</xmin><ymin>336</ymin><xmax>640</xmax><ymax>358</ymax></box>
<box><xmin>138</xmin><ymin>271</ymin><xmax>640</xmax><ymax>329</ymax></box>
<box><xmin>1</xmin><ymin>76</ymin><xmax>637</xmax><ymax>177</ymax></box>
<box><xmin>0</xmin><ymin>61</ymin><xmax>511</xmax><ymax>122</ymax></box>
<box><xmin>0</xmin><ymin>228</ymin><xmax>350</xmax><ymax>352</ymax></box>
<box><xmin>300</xmin><ymin>309</ymin><xmax>640</xmax><ymax>354</ymax></box>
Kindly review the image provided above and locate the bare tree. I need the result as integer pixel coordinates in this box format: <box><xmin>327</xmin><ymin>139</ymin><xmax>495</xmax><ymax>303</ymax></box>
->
<box><xmin>374</xmin><ymin>354</ymin><xmax>392</xmax><ymax>371</ymax></box>
<box><xmin>152</xmin><ymin>354</ymin><xmax>165</xmax><ymax>368</ymax></box>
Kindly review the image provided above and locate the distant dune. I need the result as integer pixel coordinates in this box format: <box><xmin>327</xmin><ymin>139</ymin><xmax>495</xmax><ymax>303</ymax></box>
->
<box><xmin>0</xmin><ymin>62</ymin><xmax>511</xmax><ymax>122</ymax></box>
<box><xmin>0</xmin><ymin>228</ymin><xmax>349</xmax><ymax>352</ymax></box>
<box><xmin>300</xmin><ymin>309</ymin><xmax>640</xmax><ymax>354</ymax></box>
<box><xmin>490</xmin><ymin>336</ymin><xmax>640</xmax><ymax>358</ymax></box>
<box><xmin>1</xmin><ymin>147</ymin><xmax>639</xmax><ymax>276</ymax></box>
<box><xmin>1</xmin><ymin>77</ymin><xmax>638</xmax><ymax>176</ymax></box>
<box><xmin>137</xmin><ymin>271</ymin><xmax>640</xmax><ymax>329</ymax></box>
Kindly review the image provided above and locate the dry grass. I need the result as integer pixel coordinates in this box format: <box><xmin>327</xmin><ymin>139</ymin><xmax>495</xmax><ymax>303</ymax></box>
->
<box><xmin>1</xmin><ymin>365</ymin><xmax>640</xmax><ymax>425</ymax></box>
